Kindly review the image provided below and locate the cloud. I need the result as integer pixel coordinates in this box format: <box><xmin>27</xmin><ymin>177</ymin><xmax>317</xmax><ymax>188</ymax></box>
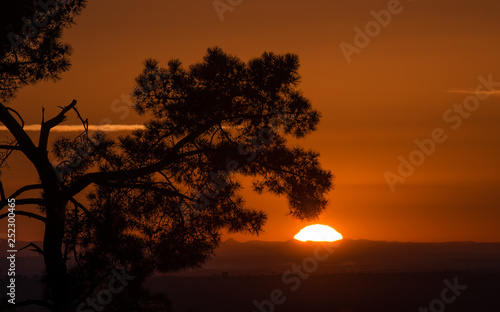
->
<box><xmin>446</xmin><ymin>89</ymin><xmax>500</xmax><ymax>96</ymax></box>
<box><xmin>0</xmin><ymin>124</ymin><xmax>146</xmax><ymax>132</ymax></box>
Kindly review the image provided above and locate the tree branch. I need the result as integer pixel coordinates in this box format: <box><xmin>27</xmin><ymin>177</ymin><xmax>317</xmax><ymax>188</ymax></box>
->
<box><xmin>19</xmin><ymin>241</ymin><xmax>44</xmax><ymax>255</ymax></box>
<box><xmin>0</xmin><ymin>144</ymin><xmax>20</xmax><ymax>150</ymax></box>
<box><xmin>65</xmin><ymin>124</ymin><xmax>214</xmax><ymax>197</ymax></box>
<box><xmin>0</xmin><ymin>148</ymin><xmax>15</xmax><ymax>168</ymax></box>
<box><xmin>0</xmin><ymin>179</ymin><xmax>5</xmax><ymax>201</ymax></box>
<box><xmin>10</xmin><ymin>183</ymin><xmax>43</xmax><ymax>198</ymax></box>
<box><xmin>0</xmin><ymin>140</ymin><xmax>21</xmax><ymax>168</ymax></box>
<box><xmin>70</xmin><ymin>104</ymin><xmax>89</xmax><ymax>133</ymax></box>
<box><xmin>96</xmin><ymin>181</ymin><xmax>193</xmax><ymax>200</ymax></box>
<box><xmin>1</xmin><ymin>103</ymin><xmax>66</xmax><ymax>194</ymax></box>
<box><xmin>39</xmin><ymin>99</ymin><xmax>77</xmax><ymax>152</ymax></box>
<box><xmin>68</xmin><ymin>197</ymin><xmax>97</xmax><ymax>222</ymax></box>
<box><xmin>6</xmin><ymin>107</ymin><xmax>25</xmax><ymax>128</ymax></box>
<box><xmin>0</xmin><ymin>102</ymin><xmax>38</xmax><ymax>160</ymax></box>
<box><xmin>0</xmin><ymin>184</ymin><xmax>43</xmax><ymax>210</ymax></box>
<box><xmin>11</xmin><ymin>198</ymin><xmax>44</xmax><ymax>206</ymax></box>
<box><xmin>0</xmin><ymin>210</ymin><xmax>46</xmax><ymax>222</ymax></box>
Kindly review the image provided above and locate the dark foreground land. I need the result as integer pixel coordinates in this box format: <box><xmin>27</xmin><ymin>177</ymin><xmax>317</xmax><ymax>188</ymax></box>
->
<box><xmin>5</xmin><ymin>271</ymin><xmax>498</xmax><ymax>311</ymax></box>
<box><xmin>147</xmin><ymin>239</ymin><xmax>500</xmax><ymax>312</ymax></box>
<box><xmin>147</xmin><ymin>271</ymin><xmax>499</xmax><ymax>312</ymax></box>
<box><xmin>2</xmin><ymin>239</ymin><xmax>500</xmax><ymax>311</ymax></box>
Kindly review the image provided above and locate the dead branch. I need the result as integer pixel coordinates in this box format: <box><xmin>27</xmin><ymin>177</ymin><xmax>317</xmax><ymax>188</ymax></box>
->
<box><xmin>39</xmin><ymin>99</ymin><xmax>77</xmax><ymax>152</ymax></box>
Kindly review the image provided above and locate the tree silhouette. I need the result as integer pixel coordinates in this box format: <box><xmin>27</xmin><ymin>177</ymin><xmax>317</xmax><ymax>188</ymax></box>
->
<box><xmin>0</xmin><ymin>0</ymin><xmax>86</xmax><ymax>102</ymax></box>
<box><xmin>0</xmin><ymin>3</ymin><xmax>333</xmax><ymax>311</ymax></box>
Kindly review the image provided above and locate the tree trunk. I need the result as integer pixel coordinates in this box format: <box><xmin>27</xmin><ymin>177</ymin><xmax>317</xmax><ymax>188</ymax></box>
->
<box><xmin>43</xmin><ymin>195</ymin><xmax>69</xmax><ymax>312</ymax></box>
<box><xmin>0</xmin><ymin>103</ymin><xmax>71</xmax><ymax>310</ymax></box>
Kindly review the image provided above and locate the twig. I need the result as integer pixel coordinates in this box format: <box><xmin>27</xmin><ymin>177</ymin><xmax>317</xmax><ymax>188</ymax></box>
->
<box><xmin>68</xmin><ymin>197</ymin><xmax>97</xmax><ymax>222</ymax></box>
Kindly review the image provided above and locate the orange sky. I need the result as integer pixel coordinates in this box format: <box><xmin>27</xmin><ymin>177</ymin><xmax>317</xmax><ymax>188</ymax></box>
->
<box><xmin>2</xmin><ymin>0</ymin><xmax>500</xmax><ymax>242</ymax></box>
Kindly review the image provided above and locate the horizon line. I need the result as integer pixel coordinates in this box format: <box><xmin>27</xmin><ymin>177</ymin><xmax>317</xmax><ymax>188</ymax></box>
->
<box><xmin>223</xmin><ymin>238</ymin><xmax>500</xmax><ymax>244</ymax></box>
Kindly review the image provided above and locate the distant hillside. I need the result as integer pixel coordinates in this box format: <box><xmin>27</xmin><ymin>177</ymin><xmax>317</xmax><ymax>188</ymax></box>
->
<box><xmin>168</xmin><ymin>238</ymin><xmax>500</xmax><ymax>276</ymax></box>
<box><xmin>2</xmin><ymin>238</ymin><xmax>500</xmax><ymax>277</ymax></box>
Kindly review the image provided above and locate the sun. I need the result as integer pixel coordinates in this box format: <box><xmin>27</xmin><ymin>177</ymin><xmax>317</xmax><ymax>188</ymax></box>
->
<box><xmin>294</xmin><ymin>224</ymin><xmax>343</xmax><ymax>242</ymax></box>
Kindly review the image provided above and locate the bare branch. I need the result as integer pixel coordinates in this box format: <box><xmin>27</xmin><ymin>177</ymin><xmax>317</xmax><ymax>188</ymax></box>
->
<box><xmin>218</xmin><ymin>123</ymin><xmax>235</xmax><ymax>144</ymax></box>
<box><xmin>0</xmin><ymin>210</ymin><xmax>46</xmax><ymax>222</ymax></box>
<box><xmin>0</xmin><ymin>179</ymin><xmax>5</xmax><ymax>201</ymax></box>
<box><xmin>6</xmin><ymin>107</ymin><xmax>25</xmax><ymax>128</ymax></box>
<box><xmin>0</xmin><ymin>139</ymin><xmax>19</xmax><ymax>168</ymax></box>
<box><xmin>10</xmin><ymin>183</ymin><xmax>43</xmax><ymax>198</ymax></box>
<box><xmin>70</xmin><ymin>104</ymin><xmax>89</xmax><ymax>134</ymax></box>
<box><xmin>0</xmin><ymin>149</ymin><xmax>14</xmax><ymax>168</ymax></box>
<box><xmin>0</xmin><ymin>198</ymin><xmax>44</xmax><ymax>210</ymax></box>
<box><xmin>15</xmin><ymin>198</ymin><xmax>45</xmax><ymax>206</ymax></box>
<box><xmin>0</xmin><ymin>144</ymin><xmax>20</xmax><ymax>150</ymax></box>
<box><xmin>0</xmin><ymin>184</ymin><xmax>43</xmax><ymax>210</ymax></box>
<box><xmin>69</xmin><ymin>197</ymin><xmax>97</xmax><ymax>221</ymax></box>
<box><xmin>0</xmin><ymin>103</ymin><xmax>37</xmax><ymax>159</ymax></box>
<box><xmin>39</xmin><ymin>99</ymin><xmax>77</xmax><ymax>152</ymax></box>
<box><xmin>19</xmin><ymin>242</ymin><xmax>44</xmax><ymax>255</ymax></box>
<box><xmin>0</xmin><ymin>103</ymin><xmax>64</xmax><ymax>200</ymax></box>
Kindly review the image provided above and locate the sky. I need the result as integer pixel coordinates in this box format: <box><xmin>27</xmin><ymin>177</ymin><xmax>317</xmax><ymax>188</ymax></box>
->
<box><xmin>2</xmin><ymin>0</ymin><xmax>500</xmax><ymax>242</ymax></box>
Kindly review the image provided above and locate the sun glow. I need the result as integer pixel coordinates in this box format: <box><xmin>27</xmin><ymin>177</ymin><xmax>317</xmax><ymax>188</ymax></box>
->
<box><xmin>294</xmin><ymin>224</ymin><xmax>343</xmax><ymax>242</ymax></box>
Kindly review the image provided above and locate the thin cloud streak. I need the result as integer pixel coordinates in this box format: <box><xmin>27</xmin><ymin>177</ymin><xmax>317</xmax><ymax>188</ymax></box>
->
<box><xmin>0</xmin><ymin>124</ymin><xmax>146</xmax><ymax>132</ymax></box>
<box><xmin>446</xmin><ymin>89</ymin><xmax>500</xmax><ymax>96</ymax></box>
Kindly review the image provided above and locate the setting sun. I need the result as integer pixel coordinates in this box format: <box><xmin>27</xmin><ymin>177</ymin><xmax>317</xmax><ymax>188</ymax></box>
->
<box><xmin>294</xmin><ymin>224</ymin><xmax>343</xmax><ymax>242</ymax></box>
